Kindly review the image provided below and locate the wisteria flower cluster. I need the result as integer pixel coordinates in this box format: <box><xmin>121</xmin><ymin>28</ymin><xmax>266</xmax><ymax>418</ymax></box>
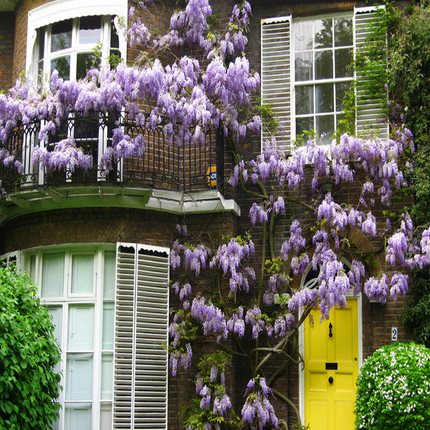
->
<box><xmin>241</xmin><ymin>377</ymin><xmax>278</xmax><ymax>429</ymax></box>
<box><xmin>171</xmin><ymin>239</ymin><xmax>210</xmax><ymax>277</ymax></box>
<box><xmin>184</xmin><ymin>351</ymin><xmax>239</xmax><ymax>430</ymax></box>
<box><xmin>209</xmin><ymin>236</ymin><xmax>256</xmax><ymax>293</ymax></box>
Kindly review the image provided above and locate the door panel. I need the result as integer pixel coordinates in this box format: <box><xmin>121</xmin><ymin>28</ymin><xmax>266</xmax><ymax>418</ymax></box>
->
<box><xmin>304</xmin><ymin>301</ymin><xmax>358</xmax><ymax>430</ymax></box>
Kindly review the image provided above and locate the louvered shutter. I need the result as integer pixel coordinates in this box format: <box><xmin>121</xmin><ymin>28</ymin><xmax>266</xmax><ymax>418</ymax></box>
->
<box><xmin>354</xmin><ymin>6</ymin><xmax>388</xmax><ymax>139</ymax></box>
<box><xmin>261</xmin><ymin>16</ymin><xmax>292</xmax><ymax>153</ymax></box>
<box><xmin>113</xmin><ymin>243</ymin><xmax>170</xmax><ymax>429</ymax></box>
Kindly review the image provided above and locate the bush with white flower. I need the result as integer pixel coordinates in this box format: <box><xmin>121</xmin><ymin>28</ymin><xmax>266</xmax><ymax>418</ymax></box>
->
<box><xmin>355</xmin><ymin>341</ymin><xmax>430</xmax><ymax>429</ymax></box>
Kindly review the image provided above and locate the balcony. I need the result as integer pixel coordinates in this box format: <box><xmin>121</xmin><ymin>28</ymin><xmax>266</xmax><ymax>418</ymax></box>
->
<box><xmin>0</xmin><ymin>113</ymin><xmax>239</xmax><ymax>224</ymax></box>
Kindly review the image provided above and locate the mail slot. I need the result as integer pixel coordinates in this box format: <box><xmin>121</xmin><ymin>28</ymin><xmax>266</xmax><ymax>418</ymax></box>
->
<box><xmin>325</xmin><ymin>362</ymin><xmax>338</xmax><ymax>370</ymax></box>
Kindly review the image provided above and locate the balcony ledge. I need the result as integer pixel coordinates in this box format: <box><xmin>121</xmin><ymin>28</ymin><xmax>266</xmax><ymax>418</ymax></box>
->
<box><xmin>0</xmin><ymin>186</ymin><xmax>240</xmax><ymax>226</ymax></box>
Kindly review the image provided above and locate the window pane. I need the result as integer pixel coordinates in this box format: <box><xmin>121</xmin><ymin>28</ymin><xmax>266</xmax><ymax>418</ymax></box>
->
<box><xmin>52</xmin><ymin>416</ymin><xmax>59</xmax><ymax>430</ymax></box>
<box><xmin>295</xmin><ymin>52</ymin><xmax>313</xmax><ymax>81</ymax></box>
<box><xmin>295</xmin><ymin>85</ymin><xmax>314</xmax><ymax>115</ymax></box>
<box><xmin>296</xmin><ymin>117</ymin><xmax>314</xmax><ymax>137</ymax></box>
<box><xmin>316</xmin><ymin>83</ymin><xmax>334</xmax><ymax>113</ymax></box>
<box><xmin>294</xmin><ymin>21</ymin><xmax>313</xmax><ymax>50</ymax></box>
<box><xmin>51</xmin><ymin>56</ymin><xmax>70</xmax><ymax>80</ymax></box>
<box><xmin>79</xmin><ymin>16</ymin><xmax>101</xmax><ymax>44</ymax></box>
<box><xmin>334</xmin><ymin>17</ymin><xmax>353</xmax><ymax>47</ymax></box>
<box><xmin>71</xmin><ymin>254</ymin><xmax>94</xmax><ymax>294</ymax></box>
<box><xmin>102</xmin><ymin>302</ymin><xmax>114</xmax><ymax>350</ymax></box>
<box><xmin>66</xmin><ymin>353</ymin><xmax>93</xmax><ymax>400</ymax></box>
<box><xmin>336</xmin><ymin>81</ymin><xmax>352</xmax><ymax>111</ymax></box>
<box><xmin>335</xmin><ymin>48</ymin><xmax>353</xmax><ymax>78</ymax></box>
<box><xmin>314</xmin><ymin>19</ymin><xmax>332</xmax><ymax>49</ymax></box>
<box><xmin>65</xmin><ymin>403</ymin><xmax>92</xmax><ymax>430</ymax></box>
<box><xmin>42</xmin><ymin>253</ymin><xmax>64</xmax><ymax>297</ymax></box>
<box><xmin>29</xmin><ymin>254</ymin><xmax>36</xmax><ymax>281</ymax></box>
<box><xmin>337</xmin><ymin>113</ymin><xmax>347</xmax><ymax>134</ymax></box>
<box><xmin>68</xmin><ymin>305</ymin><xmax>94</xmax><ymax>351</ymax></box>
<box><xmin>315</xmin><ymin>50</ymin><xmax>333</xmax><ymax>80</ymax></box>
<box><xmin>51</xmin><ymin>19</ymin><xmax>72</xmax><ymax>52</ymax></box>
<box><xmin>48</xmin><ymin>305</ymin><xmax>62</xmax><ymax>345</ymax></box>
<box><xmin>37</xmin><ymin>28</ymin><xmax>45</xmax><ymax>60</ymax></box>
<box><xmin>104</xmin><ymin>251</ymin><xmax>116</xmax><ymax>299</ymax></box>
<box><xmin>100</xmin><ymin>404</ymin><xmax>112</xmax><ymax>430</ymax></box>
<box><xmin>101</xmin><ymin>353</ymin><xmax>113</xmax><ymax>400</ymax></box>
<box><xmin>316</xmin><ymin>115</ymin><xmax>334</xmax><ymax>144</ymax></box>
<box><xmin>111</xmin><ymin>20</ymin><xmax>119</xmax><ymax>49</ymax></box>
<box><xmin>77</xmin><ymin>53</ymin><xmax>99</xmax><ymax>80</ymax></box>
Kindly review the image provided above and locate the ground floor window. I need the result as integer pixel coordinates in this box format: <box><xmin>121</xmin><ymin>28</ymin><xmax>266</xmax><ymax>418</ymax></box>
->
<box><xmin>22</xmin><ymin>243</ymin><xmax>170</xmax><ymax>430</ymax></box>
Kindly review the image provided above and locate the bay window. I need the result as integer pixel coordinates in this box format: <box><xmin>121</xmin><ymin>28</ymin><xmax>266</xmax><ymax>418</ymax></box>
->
<box><xmin>24</xmin><ymin>0</ymin><xmax>128</xmax><ymax>183</ymax></box>
<box><xmin>23</xmin><ymin>243</ymin><xmax>169</xmax><ymax>430</ymax></box>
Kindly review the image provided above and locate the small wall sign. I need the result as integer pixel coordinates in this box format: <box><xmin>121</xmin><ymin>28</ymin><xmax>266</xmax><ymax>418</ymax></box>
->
<box><xmin>391</xmin><ymin>327</ymin><xmax>398</xmax><ymax>341</ymax></box>
<box><xmin>207</xmin><ymin>166</ymin><xmax>217</xmax><ymax>188</ymax></box>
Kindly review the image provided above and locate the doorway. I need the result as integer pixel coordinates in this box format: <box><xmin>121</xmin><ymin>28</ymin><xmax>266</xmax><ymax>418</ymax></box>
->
<box><xmin>303</xmin><ymin>300</ymin><xmax>359</xmax><ymax>430</ymax></box>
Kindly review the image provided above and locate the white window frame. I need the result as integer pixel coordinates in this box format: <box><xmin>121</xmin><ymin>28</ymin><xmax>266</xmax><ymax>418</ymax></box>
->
<box><xmin>23</xmin><ymin>245</ymin><xmax>116</xmax><ymax>430</ymax></box>
<box><xmin>24</xmin><ymin>0</ymin><xmax>127</xmax><ymax>183</ymax></box>
<box><xmin>261</xmin><ymin>6</ymin><xmax>388</xmax><ymax>153</ymax></box>
<box><xmin>16</xmin><ymin>242</ymin><xmax>170</xmax><ymax>430</ymax></box>
<box><xmin>291</xmin><ymin>12</ymin><xmax>354</xmax><ymax>144</ymax></box>
<box><xmin>37</xmin><ymin>15</ymin><xmax>119</xmax><ymax>82</ymax></box>
<box><xmin>26</xmin><ymin>0</ymin><xmax>128</xmax><ymax>81</ymax></box>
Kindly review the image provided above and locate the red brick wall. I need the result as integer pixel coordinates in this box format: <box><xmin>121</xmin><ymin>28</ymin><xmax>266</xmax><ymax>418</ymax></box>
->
<box><xmin>0</xmin><ymin>206</ymin><xmax>237</xmax><ymax>252</ymax></box>
<box><xmin>0</xmin><ymin>12</ymin><xmax>16</xmax><ymax>91</ymax></box>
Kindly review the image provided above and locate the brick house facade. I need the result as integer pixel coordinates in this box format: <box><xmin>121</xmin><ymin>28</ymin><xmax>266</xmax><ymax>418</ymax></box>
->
<box><xmin>0</xmin><ymin>0</ymin><xmax>412</xmax><ymax>429</ymax></box>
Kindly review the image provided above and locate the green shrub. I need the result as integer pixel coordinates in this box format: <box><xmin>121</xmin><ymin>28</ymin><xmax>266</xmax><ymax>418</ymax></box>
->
<box><xmin>355</xmin><ymin>342</ymin><xmax>430</xmax><ymax>430</ymax></box>
<box><xmin>0</xmin><ymin>266</ymin><xmax>61</xmax><ymax>429</ymax></box>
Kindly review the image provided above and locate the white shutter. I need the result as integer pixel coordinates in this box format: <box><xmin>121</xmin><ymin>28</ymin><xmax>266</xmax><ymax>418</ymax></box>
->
<box><xmin>354</xmin><ymin>6</ymin><xmax>388</xmax><ymax>139</ymax></box>
<box><xmin>261</xmin><ymin>16</ymin><xmax>292</xmax><ymax>153</ymax></box>
<box><xmin>113</xmin><ymin>243</ymin><xmax>170</xmax><ymax>430</ymax></box>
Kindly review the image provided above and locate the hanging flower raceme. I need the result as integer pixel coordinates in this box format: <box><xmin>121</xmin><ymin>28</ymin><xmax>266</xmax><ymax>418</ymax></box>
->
<box><xmin>280</xmin><ymin>220</ymin><xmax>307</xmax><ymax>261</ymax></box>
<box><xmin>32</xmin><ymin>138</ymin><xmax>93</xmax><ymax>172</ymax></box>
<box><xmin>169</xmin><ymin>343</ymin><xmax>192</xmax><ymax>377</ymax></box>
<box><xmin>170</xmin><ymin>239</ymin><xmax>211</xmax><ymax>277</ymax></box>
<box><xmin>209</xmin><ymin>237</ymin><xmax>255</xmax><ymax>293</ymax></box>
<box><xmin>191</xmin><ymin>297</ymin><xmax>228</xmax><ymax>341</ymax></box>
<box><xmin>241</xmin><ymin>377</ymin><xmax>278</xmax><ymax>430</ymax></box>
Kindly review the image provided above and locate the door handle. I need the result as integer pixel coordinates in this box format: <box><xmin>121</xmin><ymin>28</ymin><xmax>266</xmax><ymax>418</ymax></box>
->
<box><xmin>328</xmin><ymin>376</ymin><xmax>334</xmax><ymax>384</ymax></box>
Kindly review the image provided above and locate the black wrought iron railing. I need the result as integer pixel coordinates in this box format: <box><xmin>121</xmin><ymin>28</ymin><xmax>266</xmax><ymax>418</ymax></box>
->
<box><xmin>0</xmin><ymin>113</ymin><xmax>224</xmax><ymax>195</ymax></box>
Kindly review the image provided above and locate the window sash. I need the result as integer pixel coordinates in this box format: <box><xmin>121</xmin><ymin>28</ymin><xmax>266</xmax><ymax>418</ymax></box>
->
<box><xmin>260</xmin><ymin>7</ymin><xmax>388</xmax><ymax>150</ymax></box>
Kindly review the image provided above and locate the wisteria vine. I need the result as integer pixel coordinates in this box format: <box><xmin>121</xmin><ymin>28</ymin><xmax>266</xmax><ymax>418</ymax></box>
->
<box><xmin>169</xmin><ymin>121</ymin><xmax>430</xmax><ymax>428</ymax></box>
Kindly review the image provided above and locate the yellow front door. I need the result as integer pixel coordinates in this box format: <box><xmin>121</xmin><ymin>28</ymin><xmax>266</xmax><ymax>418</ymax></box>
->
<box><xmin>304</xmin><ymin>300</ymin><xmax>359</xmax><ymax>430</ymax></box>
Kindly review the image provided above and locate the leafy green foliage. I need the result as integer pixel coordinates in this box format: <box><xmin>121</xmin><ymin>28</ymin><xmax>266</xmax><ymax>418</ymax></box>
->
<box><xmin>0</xmin><ymin>266</ymin><xmax>61</xmax><ymax>429</ymax></box>
<box><xmin>182</xmin><ymin>352</ymin><xmax>241</xmax><ymax>429</ymax></box>
<box><xmin>380</xmin><ymin>2</ymin><xmax>430</xmax><ymax>226</ymax></box>
<box><xmin>355</xmin><ymin>342</ymin><xmax>430</xmax><ymax>430</ymax></box>
<box><xmin>402</xmin><ymin>269</ymin><xmax>430</xmax><ymax>348</ymax></box>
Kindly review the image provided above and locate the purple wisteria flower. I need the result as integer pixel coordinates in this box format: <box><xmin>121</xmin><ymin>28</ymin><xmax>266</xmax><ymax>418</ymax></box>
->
<box><xmin>245</xmin><ymin>306</ymin><xmax>265</xmax><ymax>339</ymax></box>
<box><xmin>169</xmin><ymin>343</ymin><xmax>192</xmax><ymax>376</ymax></box>
<box><xmin>364</xmin><ymin>274</ymin><xmax>390</xmax><ymax>304</ymax></box>
<box><xmin>386</xmin><ymin>231</ymin><xmax>408</xmax><ymax>266</ymax></box>
<box><xmin>32</xmin><ymin>138</ymin><xmax>93</xmax><ymax>172</ymax></box>
<box><xmin>191</xmin><ymin>297</ymin><xmax>228</xmax><ymax>341</ymax></box>
<box><xmin>209</xmin><ymin>237</ymin><xmax>255</xmax><ymax>293</ymax></box>
<box><xmin>241</xmin><ymin>377</ymin><xmax>278</xmax><ymax>429</ymax></box>
<box><xmin>280</xmin><ymin>220</ymin><xmax>306</xmax><ymax>261</ymax></box>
